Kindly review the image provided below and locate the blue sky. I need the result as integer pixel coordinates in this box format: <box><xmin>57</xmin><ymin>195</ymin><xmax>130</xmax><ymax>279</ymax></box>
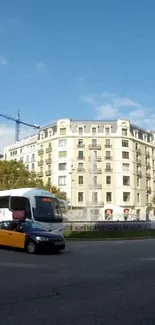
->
<box><xmin>1</xmin><ymin>0</ymin><xmax>155</xmax><ymax>149</ymax></box>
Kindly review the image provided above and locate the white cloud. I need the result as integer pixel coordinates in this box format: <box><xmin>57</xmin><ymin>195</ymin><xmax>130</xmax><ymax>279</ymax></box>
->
<box><xmin>0</xmin><ymin>55</ymin><xmax>9</xmax><ymax>66</ymax></box>
<box><xmin>80</xmin><ymin>91</ymin><xmax>155</xmax><ymax>128</ymax></box>
<box><xmin>36</xmin><ymin>62</ymin><xmax>47</xmax><ymax>73</ymax></box>
<box><xmin>0</xmin><ymin>125</ymin><xmax>37</xmax><ymax>153</ymax></box>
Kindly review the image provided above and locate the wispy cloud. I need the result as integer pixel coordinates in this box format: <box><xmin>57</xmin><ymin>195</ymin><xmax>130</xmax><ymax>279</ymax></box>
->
<box><xmin>0</xmin><ymin>55</ymin><xmax>9</xmax><ymax>66</ymax></box>
<box><xmin>36</xmin><ymin>62</ymin><xmax>47</xmax><ymax>73</ymax></box>
<box><xmin>80</xmin><ymin>91</ymin><xmax>155</xmax><ymax>129</ymax></box>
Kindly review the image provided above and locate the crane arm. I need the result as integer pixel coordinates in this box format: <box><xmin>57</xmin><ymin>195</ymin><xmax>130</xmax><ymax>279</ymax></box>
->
<box><xmin>0</xmin><ymin>113</ymin><xmax>18</xmax><ymax>123</ymax></box>
<box><xmin>0</xmin><ymin>113</ymin><xmax>40</xmax><ymax>129</ymax></box>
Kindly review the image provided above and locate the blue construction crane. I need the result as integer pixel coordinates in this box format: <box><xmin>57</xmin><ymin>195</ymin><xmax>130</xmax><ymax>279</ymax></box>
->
<box><xmin>0</xmin><ymin>110</ymin><xmax>40</xmax><ymax>142</ymax></box>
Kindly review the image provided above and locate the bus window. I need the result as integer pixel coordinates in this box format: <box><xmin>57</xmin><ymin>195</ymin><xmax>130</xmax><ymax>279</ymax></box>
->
<box><xmin>10</xmin><ymin>197</ymin><xmax>31</xmax><ymax>219</ymax></box>
<box><xmin>34</xmin><ymin>196</ymin><xmax>62</xmax><ymax>222</ymax></box>
<box><xmin>0</xmin><ymin>196</ymin><xmax>9</xmax><ymax>208</ymax></box>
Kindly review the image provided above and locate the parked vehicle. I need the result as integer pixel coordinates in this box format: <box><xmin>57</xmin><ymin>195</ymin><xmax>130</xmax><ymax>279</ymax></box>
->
<box><xmin>0</xmin><ymin>219</ymin><xmax>65</xmax><ymax>254</ymax></box>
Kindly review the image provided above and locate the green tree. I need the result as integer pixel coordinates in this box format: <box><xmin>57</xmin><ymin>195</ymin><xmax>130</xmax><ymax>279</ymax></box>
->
<box><xmin>0</xmin><ymin>161</ymin><xmax>67</xmax><ymax>201</ymax></box>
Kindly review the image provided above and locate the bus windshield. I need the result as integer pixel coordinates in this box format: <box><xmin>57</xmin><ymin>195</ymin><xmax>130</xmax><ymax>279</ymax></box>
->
<box><xmin>33</xmin><ymin>196</ymin><xmax>62</xmax><ymax>222</ymax></box>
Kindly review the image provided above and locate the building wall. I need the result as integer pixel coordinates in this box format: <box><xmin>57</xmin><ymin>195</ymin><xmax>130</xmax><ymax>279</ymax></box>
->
<box><xmin>3</xmin><ymin>119</ymin><xmax>155</xmax><ymax>220</ymax></box>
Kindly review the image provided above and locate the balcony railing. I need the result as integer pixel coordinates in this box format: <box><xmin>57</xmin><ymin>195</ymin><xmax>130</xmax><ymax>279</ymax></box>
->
<box><xmin>104</xmin><ymin>144</ymin><xmax>112</xmax><ymax>148</ymax></box>
<box><xmin>45</xmin><ymin>170</ymin><xmax>52</xmax><ymax>176</ymax></box>
<box><xmin>77</xmin><ymin>143</ymin><xmax>85</xmax><ymax>148</ymax></box>
<box><xmin>137</xmin><ymin>171</ymin><xmax>142</xmax><ymax>177</ymax></box>
<box><xmin>77</xmin><ymin>168</ymin><xmax>85</xmax><ymax>173</ymax></box>
<box><xmin>89</xmin><ymin>168</ymin><xmax>102</xmax><ymax>174</ymax></box>
<box><xmin>77</xmin><ymin>156</ymin><xmax>85</xmax><ymax>160</ymax></box>
<box><xmin>146</xmin><ymin>172</ymin><xmax>151</xmax><ymax>178</ymax></box>
<box><xmin>46</xmin><ymin>158</ymin><xmax>52</xmax><ymax>164</ymax></box>
<box><xmin>87</xmin><ymin>201</ymin><xmax>104</xmax><ymax>206</ymax></box>
<box><xmin>38</xmin><ymin>160</ymin><xmax>43</xmax><ymax>166</ymax></box>
<box><xmin>89</xmin><ymin>184</ymin><xmax>102</xmax><ymax>189</ymax></box>
<box><xmin>136</xmin><ymin>159</ymin><xmax>141</xmax><ymax>165</ymax></box>
<box><xmin>146</xmin><ymin>186</ymin><xmax>151</xmax><ymax>193</ymax></box>
<box><xmin>105</xmin><ymin>168</ymin><xmax>113</xmax><ymax>172</ymax></box>
<box><xmin>145</xmin><ymin>151</ymin><xmax>150</xmax><ymax>157</ymax></box>
<box><xmin>88</xmin><ymin>144</ymin><xmax>101</xmax><ymax>150</ymax></box>
<box><xmin>38</xmin><ymin>149</ymin><xmax>44</xmax><ymax>155</ymax></box>
<box><xmin>136</xmin><ymin>148</ymin><xmax>141</xmax><ymax>154</ymax></box>
<box><xmin>38</xmin><ymin>171</ymin><xmax>43</xmax><ymax>177</ymax></box>
<box><xmin>46</xmin><ymin>147</ymin><xmax>52</xmax><ymax>153</ymax></box>
<box><xmin>89</xmin><ymin>156</ymin><xmax>101</xmax><ymax>162</ymax></box>
<box><xmin>105</xmin><ymin>156</ymin><xmax>112</xmax><ymax>160</ymax></box>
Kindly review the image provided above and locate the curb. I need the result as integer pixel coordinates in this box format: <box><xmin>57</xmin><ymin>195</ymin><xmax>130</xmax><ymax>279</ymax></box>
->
<box><xmin>65</xmin><ymin>236</ymin><xmax>155</xmax><ymax>241</ymax></box>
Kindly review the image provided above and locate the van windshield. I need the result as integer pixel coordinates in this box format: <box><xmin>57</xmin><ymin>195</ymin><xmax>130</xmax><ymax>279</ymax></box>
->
<box><xmin>33</xmin><ymin>196</ymin><xmax>62</xmax><ymax>222</ymax></box>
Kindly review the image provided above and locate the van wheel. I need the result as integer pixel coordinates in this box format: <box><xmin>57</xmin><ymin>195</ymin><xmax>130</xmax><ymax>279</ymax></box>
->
<box><xmin>26</xmin><ymin>241</ymin><xmax>37</xmax><ymax>254</ymax></box>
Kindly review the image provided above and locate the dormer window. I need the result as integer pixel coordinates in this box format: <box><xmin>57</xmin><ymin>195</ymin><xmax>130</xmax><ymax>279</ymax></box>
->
<box><xmin>48</xmin><ymin>129</ymin><xmax>53</xmax><ymax>137</ymax></box>
<box><xmin>143</xmin><ymin>134</ymin><xmax>148</xmax><ymax>142</ymax></box>
<box><xmin>105</xmin><ymin>127</ymin><xmax>110</xmax><ymax>135</ymax></box>
<box><xmin>40</xmin><ymin>131</ymin><xmax>45</xmax><ymax>140</ymax></box>
<box><xmin>134</xmin><ymin>130</ymin><xmax>139</xmax><ymax>138</ymax></box>
<box><xmin>122</xmin><ymin>128</ymin><xmax>127</xmax><ymax>136</ymax></box>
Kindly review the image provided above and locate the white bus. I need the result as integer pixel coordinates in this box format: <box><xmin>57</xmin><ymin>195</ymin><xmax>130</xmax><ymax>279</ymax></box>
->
<box><xmin>0</xmin><ymin>188</ymin><xmax>64</xmax><ymax>234</ymax></box>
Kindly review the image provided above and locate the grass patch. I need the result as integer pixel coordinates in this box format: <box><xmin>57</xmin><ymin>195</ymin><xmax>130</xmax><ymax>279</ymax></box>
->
<box><xmin>64</xmin><ymin>230</ymin><xmax>155</xmax><ymax>240</ymax></box>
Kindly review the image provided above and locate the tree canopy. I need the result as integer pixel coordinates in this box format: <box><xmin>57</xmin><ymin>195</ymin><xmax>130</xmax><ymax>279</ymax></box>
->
<box><xmin>0</xmin><ymin>160</ymin><xmax>67</xmax><ymax>200</ymax></box>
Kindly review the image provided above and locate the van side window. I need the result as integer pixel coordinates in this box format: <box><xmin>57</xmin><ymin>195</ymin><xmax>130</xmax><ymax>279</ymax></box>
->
<box><xmin>0</xmin><ymin>196</ymin><xmax>9</xmax><ymax>208</ymax></box>
<box><xmin>10</xmin><ymin>197</ymin><xmax>31</xmax><ymax>219</ymax></box>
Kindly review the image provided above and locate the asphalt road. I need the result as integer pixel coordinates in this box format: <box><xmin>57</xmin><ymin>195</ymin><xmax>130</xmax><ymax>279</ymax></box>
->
<box><xmin>1</xmin><ymin>239</ymin><xmax>155</xmax><ymax>325</ymax></box>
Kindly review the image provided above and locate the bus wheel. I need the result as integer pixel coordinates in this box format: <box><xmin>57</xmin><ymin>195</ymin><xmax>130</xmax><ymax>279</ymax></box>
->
<box><xmin>26</xmin><ymin>241</ymin><xmax>37</xmax><ymax>254</ymax></box>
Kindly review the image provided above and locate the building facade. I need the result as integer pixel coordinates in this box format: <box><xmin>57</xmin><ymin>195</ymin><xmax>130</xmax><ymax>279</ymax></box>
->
<box><xmin>3</xmin><ymin>134</ymin><xmax>38</xmax><ymax>172</ymax></box>
<box><xmin>3</xmin><ymin>119</ymin><xmax>155</xmax><ymax>220</ymax></box>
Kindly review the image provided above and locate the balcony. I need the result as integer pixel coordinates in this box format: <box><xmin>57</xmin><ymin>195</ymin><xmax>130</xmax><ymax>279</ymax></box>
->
<box><xmin>104</xmin><ymin>144</ymin><xmax>112</xmax><ymax>148</ymax></box>
<box><xmin>137</xmin><ymin>170</ymin><xmax>142</xmax><ymax>177</ymax></box>
<box><xmin>77</xmin><ymin>156</ymin><xmax>85</xmax><ymax>160</ymax></box>
<box><xmin>38</xmin><ymin>149</ymin><xmax>44</xmax><ymax>155</ymax></box>
<box><xmin>146</xmin><ymin>172</ymin><xmax>151</xmax><ymax>178</ymax></box>
<box><xmin>87</xmin><ymin>201</ymin><xmax>104</xmax><ymax>206</ymax></box>
<box><xmin>146</xmin><ymin>186</ymin><xmax>151</xmax><ymax>193</ymax></box>
<box><xmin>136</xmin><ymin>148</ymin><xmax>141</xmax><ymax>154</ymax></box>
<box><xmin>105</xmin><ymin>156</ymin><xmax>112</xmax><ymax>160</ymax></box>
<box><xmin>136</xmin><ymin>159</ymin><xmax>141</xmax><ymax>166</ymax></box>
<box><xmin>77</xmin><ymin>168</ymin><xmax>85</xmax><ymax>173</ymax></box>
<box><xmin>89</xmin><ymin>184</ymin><xmax>102</xmax><ymax>189</ymax></box>
<box><xmin>88</xmin><ymin>144</ymin><xmax>101</xmax><ymax>150</ymax></box>
<box><xmin>89</xmin><ymin>168</ymin><xmax>102</xmax><ymax>174</ymax></box>
<box><xmin>38</xmin><ymin>171</ymin><xmax>43</xmax><ymax>177</ymax></box>
<box><xmin>105</xmin><ymin>168</ymin><xmax>113</xmax><ymax>172</ymax></box>
<box><xmin>46</xmin><ymin>158</ymin><xmax>52</xmax><ymax>164</ymax></box>
<box><xmin>46</xmin><ymin>147</ymin><xmax>52</xmax><ymax>153</ymax></box>
<box><xmin>77</xmin><ymin>143</ymin><xmax>85</xmax><ymax>148</ymax></box>
<box><xmin>38</xmin><ymin>160</ymin><xmax>43</xmax><ymax>166</ymax></box>
<box><xmin>45</xmin><ymin>170</ymin><xmax>52</xmax><ymax>176</ymax></box>
<box><xmin>89</xmin><ymin>156</ymin><xmax>102</xmax><ymax>162</ymax></box>
<box><xmin>145</xmin><ymin>151</ymin><xmax>150</xmax><ymax>157</ymax></box>
<box><xmin>146</xmin><ymin>162</ymin><xmax>150</xmax><ymax>168</ymax></box>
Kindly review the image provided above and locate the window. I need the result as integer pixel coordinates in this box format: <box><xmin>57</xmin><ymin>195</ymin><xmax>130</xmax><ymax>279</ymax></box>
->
<box><xmin>60</xmin><ymin>128</ymin><xmax>66</xmax><ymax>135</ymax></box>
<box><xmin>20</xmin><ymin>148</ymin><xmax>22</xmax><ymax>153</ymax></box>
<box><xmin>106</xmin><ymin>163</ymin><xmax>111</xmax><ymax>171</ymax></box>
<box><xmin>78</xmin><ymin>151</ymin><xmax>84</xmax><ymax>159</ymax></box>
<box><xmin>0</xmin><ymin>196</ymin><xmax>9</xmax><ymax>208</ymax></box>
<box><xmin>0</xmin><ymin>221</ymin><xmax>13</xmax><ymax>230</ymax></box>
<box><xmin>59</xmin><ymin>151</ymin><xmax>67</xmax><ymax>158</ymax></box>
<box><xmin>105</xmin><ymin>151</ymin><xmax>111</xmax><ymax>158</ymax></box>
<box><xmin>122</xmin><ymin>163</ymin><xmax>129</xmax><ymax>171</ymax></box>
<box><xmin>10</xmin><ymin>197</ymin><xmax>31</xmax><ymax>219</ymax></box>
<box><xmin>78</xmin><ymin>176</ymin><xmax>83</xmax><ymax>185</ymax></box>
<box><xmin>92</xmin><ymin>139</ymin><xmax>97</xmax><ymax>145</ymax></box>
<box><xmin>106</xmin><ymin>176</ymin><xmax>111</xmax><ymax>184</ymax></box>
<box><xmin>137</xmin><ymin>178</ymin><xmax>140</xmax><ymax>187</ymax></box>
<box><xmin>122</xmin><ymin>140</ymin><xmax>129</xmax><ymax>147</ymax></box>
<box><xmin>58</xmin><ymin>176</ymin><xmax>66</xmax><ymax>186</ymax></box>
<box><xmin>78</xmin><ymin>162</ymin><xmax>83</xmax><ymax>169</ymax></box>
<box><xmin>122</xmin><ymin>151</ymin><xmax>129</xmax><ymax>159</ymax></box>
<box><xmin>122</xmin><ymin>129</ymin><xmax>127</xmax><ymax>136</ymax></box>
<box><xmin>78</xmin><ymin>139</ymin><xmax>83</xmax><ymax>146</ymax></box>
<box><xmin>123</xmin><ymin>176</ymin><xmax>130</xmax><ymax>186</ymax></box>
<box><xmin>152</xmin><ymin>149</ymin><xmax>154</xmax><ymax>156</ymax></box>
<box><xmin>105</xmin><ymin>139</ymin><xmax>111</xmax><ymax>147</ymax></box>
<box><xmin>26</xmin><ymin>165</ymin><xmax>29</xmax><ymax>170</ymax></box>
<box><xmin>59</xmin><ymin>163</ymin><xmax>66</xmax><ymax>171</ymax></box>
<box><xmin>92</xmin><ymin>192</ymin><xmax>98</xmax><ymax>203</ymax></box>
<box><xmin>48</xmin><ymin>177</ymin><xmax>51</xmax><ymax>185</ymax></box>
<box><xmin>153</xmin><ymin>159</ymin><xmax>154</xmax><ymax>167</ymax></box>
<box><xmin>59</xmin><ymin>139</ymin><xmax>67</xmax><ymax>147</ymax></box>
<box><xmin>137</xmin><ymin>193</ymin><xmax>140</xmax><ymax>203</ymax></box>
<box><xmin>123</xmin><ymin>192</ymin><xmax>130</xmax><ymax>202</ymax></box>
<box><xmin>78</xmin><ymin>127</ymin><xmax>83</xmax><ymax>135</ymax></box>
<box><xmin>93</xmin><ymin>176</ymin><xmax>97</xmax><ymax>185</ymax></box>
<box><xmin>32</xmin><ymin>163</ymin><xmax>35</xmax><ymax>171</ymax></box>
<box><xmin>92</xmin><ymin>127</ymin><xmax>96</xmax><ymax>135</ymax></box>
<box><xmin>106</xmin><ymin>192</ymin><xmax>112</xmax><ymax>202</ymax></box>
<box><xmin>78</xmin><ymin>192</ymin><xmax>83</xmax><ymax>202</ymax></box>
<box><xmin>105</xmin><ymin>127</ymin><xmax>110</xmax><ymax>135</ymax></box>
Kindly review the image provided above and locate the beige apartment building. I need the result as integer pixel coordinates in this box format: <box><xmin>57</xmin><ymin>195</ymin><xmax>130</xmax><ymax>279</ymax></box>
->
<box><xmin>3</xmin><ymin>118</ymin><xmax>155</xmax><ymax>220</ymax></box>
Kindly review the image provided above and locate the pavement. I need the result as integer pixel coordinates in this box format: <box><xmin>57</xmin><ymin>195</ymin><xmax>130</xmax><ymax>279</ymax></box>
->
<box><xmin>1</xmin><ymin>239</ymin><xmax>155</xmax><ymax>325</ymax></box>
